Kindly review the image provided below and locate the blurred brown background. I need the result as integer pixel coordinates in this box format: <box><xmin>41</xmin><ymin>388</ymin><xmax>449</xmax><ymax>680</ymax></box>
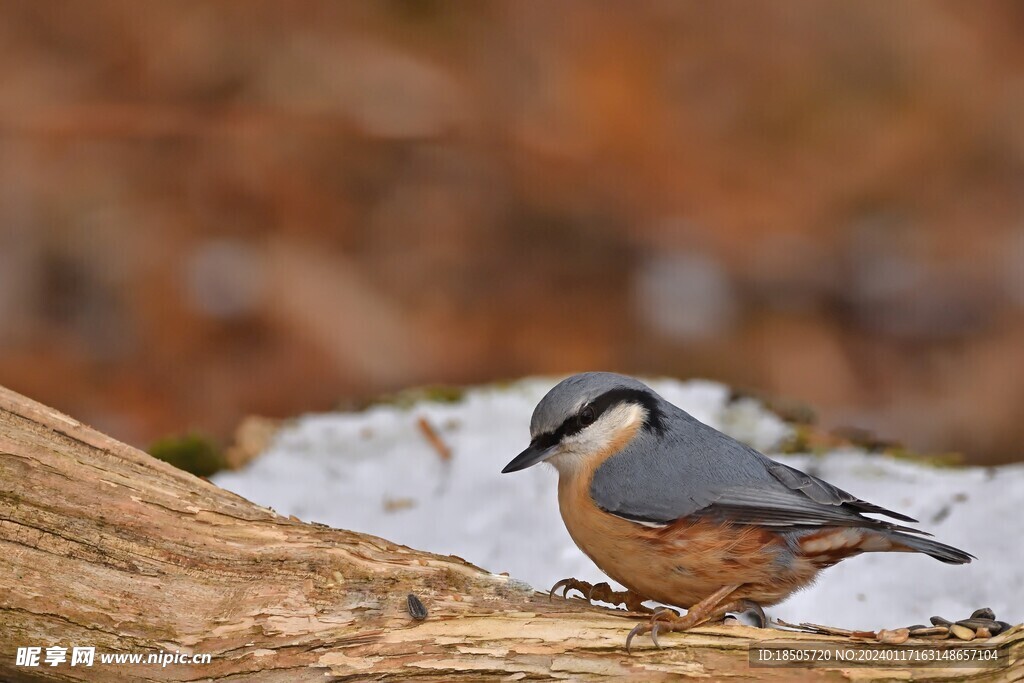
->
<box><xmin>1</xmin><ymin>1</ymin><xmax>1023</xmax><ymax>463</ymax></box>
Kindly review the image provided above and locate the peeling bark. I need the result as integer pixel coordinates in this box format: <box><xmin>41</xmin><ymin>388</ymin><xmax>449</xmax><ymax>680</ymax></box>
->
<box><xmin>0</xmin><ymin>384</ymin><xmax>1020</xmax><ymax>681</ymax></box>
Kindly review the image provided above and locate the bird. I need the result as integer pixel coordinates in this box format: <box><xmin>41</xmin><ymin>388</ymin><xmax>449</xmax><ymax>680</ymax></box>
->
<box><xmin>501</xmin><ymin>372</ymin><xmax>973</xmax><ymax>650</ymax></box>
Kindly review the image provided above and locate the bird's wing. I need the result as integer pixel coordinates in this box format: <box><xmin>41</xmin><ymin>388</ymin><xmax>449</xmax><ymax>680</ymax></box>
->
<box><xmin>589</xmin><ymin>415</ymin><xmax>922</xmax><ymax>534</ymax></box>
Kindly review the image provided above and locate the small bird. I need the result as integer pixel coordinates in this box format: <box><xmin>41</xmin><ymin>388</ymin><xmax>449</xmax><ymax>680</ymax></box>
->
<box><xmin>501</xmin><ymin>372</ymin><xmax>973</xmax><ymax>649</ymax></box>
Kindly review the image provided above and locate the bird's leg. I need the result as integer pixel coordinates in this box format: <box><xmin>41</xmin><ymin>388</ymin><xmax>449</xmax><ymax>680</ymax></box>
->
<box><xmin>549</xmin><ymin>579</ymin><xmax>652</xmax><ymax>613</ymax></box>
<box><xmin>626</xmin><ymin>583</ymin><xmax>742</xmax><ymax>652</ymax></box>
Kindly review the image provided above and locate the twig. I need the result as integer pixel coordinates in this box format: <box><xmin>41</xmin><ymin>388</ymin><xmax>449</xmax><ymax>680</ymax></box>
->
<box><xmin>417</xmin><ymin>416</ymin><xmax>452</xmax><ymax>462</ymax></box>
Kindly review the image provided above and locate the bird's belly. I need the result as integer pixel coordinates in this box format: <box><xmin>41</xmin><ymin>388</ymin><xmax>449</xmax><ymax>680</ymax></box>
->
<box><xmin>558</xmin><ymin>482</ymin><xmax>818</xmax><ymax>608</ymax></box>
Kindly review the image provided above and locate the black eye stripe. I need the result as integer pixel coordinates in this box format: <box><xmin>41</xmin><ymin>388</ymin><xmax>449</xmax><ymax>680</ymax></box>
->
<box><xmin>532</xmin><ymin>431</ymin><xmax>560</xmax><ymax>450</ymax></box>
<box><xmin>532</xmin><ymin>387</ymin><xmax>665</xmax><ymax>448</ymax></box>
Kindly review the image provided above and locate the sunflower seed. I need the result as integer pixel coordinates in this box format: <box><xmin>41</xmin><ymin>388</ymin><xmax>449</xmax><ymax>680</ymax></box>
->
<box><xmin>909</xmin><ymin>626</ymin><xmax>948</xmax><ymax>637</ymax></box>
<box><xmin>956</xmin><ymin>618</ymin><xmax>1000</xmax><ymax>632</ymax></box>
<box><xmin>971</xmin><ymin>607</ymin><xmax>995</xmax><ymax>620</ymax></box>
<box><xmin>407</xmin><ymin>593</ymin><xmax>428</xmax><ymax>621</ymax></box>
<box><xmin>920</xmin><ymin>631</ymin><xmax>951</xmax><ymax>640</ymax></box>
<box><xmin>930</xmin><ymin>616</ymin><xmax>952</xmax><ymax>627</ymax></box>
<box><xmin>949</xmin><ymin>624</ymin><xmax>975</xmax><ymax>641</ymax></box>
<box><xmin>877</xmin><ymin>628</ymin><xmax>910</xmax><ymax>644</ymax></box>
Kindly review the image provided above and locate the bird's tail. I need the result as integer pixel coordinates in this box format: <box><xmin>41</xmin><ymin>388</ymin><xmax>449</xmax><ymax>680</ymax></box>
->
<box><xmin>797</xmin><ymin>527</ymin><xmax>974</xmax><ymax>565</ymax></box>
<box><xmin>880</xmin><ymin>530</ymin><xmax>975</xmax><ymax>565</ymax></box>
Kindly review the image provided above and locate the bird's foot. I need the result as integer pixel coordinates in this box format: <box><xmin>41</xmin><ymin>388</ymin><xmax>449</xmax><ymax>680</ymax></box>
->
<box><xmin>730</xmin><ymin>599</ymin><xmax>767</xmax><ymax>629</ymax></box>
<box><xmin>716</xmin><ymin>599</ymin><xmax>768</xmax><ymax>628</ymax></box>
<box><xmin>549</xmin><ymin>579</ymin><xmax>652</xmax><ymax>613</ymax></box>
<box><xmin>626</xmin><ymin>607</ymin><xmax>702</xmax><ymax>651</ymax></box>
<box><xmin>625</xmin><ymin>583</ymin><xmax>742</xmax><ymax>652</ymax></box>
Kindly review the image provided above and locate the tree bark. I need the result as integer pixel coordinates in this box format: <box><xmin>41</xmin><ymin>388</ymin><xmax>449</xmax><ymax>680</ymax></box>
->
<box><xmin>0</xmin><ymin>384</ymin><xmax>1020</xmax><ymax>682</ymax></box>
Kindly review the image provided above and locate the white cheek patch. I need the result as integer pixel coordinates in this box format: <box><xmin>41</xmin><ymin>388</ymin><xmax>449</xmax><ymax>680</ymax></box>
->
<box><xmin>547</xmin><ymin>403</ymin><xmax>646</xmax><ymax>476</ymax></box>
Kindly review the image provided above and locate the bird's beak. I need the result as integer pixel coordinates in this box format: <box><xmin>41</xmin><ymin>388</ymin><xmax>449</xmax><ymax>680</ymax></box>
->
<box><xmin>501</xmin><ymin>442</ymin><xmax>557</xmax><ymax>473</ymax></box>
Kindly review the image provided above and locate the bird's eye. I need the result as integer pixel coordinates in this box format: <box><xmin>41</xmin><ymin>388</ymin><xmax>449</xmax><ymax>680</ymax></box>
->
<box><xmin>578</xmin><ymin>405</ymin><xmax>596</xmax><ymax>427</ymax></box>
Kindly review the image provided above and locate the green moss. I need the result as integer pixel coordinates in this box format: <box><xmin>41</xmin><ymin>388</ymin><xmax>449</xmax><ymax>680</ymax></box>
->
<box><xmin>729</xmin><ymin>387</ymin><xmax>819</xmax><ymax>426</ymax></box>
<box><xmin>777</xmin><ymin>424</ymin><xmax>967</xmax><ymax>468</ymax></box>
<box><xmin>360</xmin><ymin>384</ymin><xmax>467</xmax><ymax>410</ymax></box>
<box><xmin>777</xmin><ymin>424</ymin><xmax>818</xmax><ymax>455</ymax></box>
<box><xmin>882</xmin><ymin>446</ymin><xmax>965</xmax><ymax>468</ymax></box>
<box><xmin>148</xmin><ymin>434</ymin><xmax>227</xmax><ymax>477</ymax></box>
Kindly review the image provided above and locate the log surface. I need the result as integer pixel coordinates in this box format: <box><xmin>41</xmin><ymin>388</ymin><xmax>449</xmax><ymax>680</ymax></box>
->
<box><xmin>0</xmin><ymin>384</ymin><xmax>1021</xmax><ymax>682</ymax></box>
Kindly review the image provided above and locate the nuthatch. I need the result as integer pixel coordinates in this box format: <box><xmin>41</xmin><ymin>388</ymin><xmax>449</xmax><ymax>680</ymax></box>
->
<box><xmin>502</xmin><ymin>372</ymin><xmax>973</xmax><ymax>649</ymax></box>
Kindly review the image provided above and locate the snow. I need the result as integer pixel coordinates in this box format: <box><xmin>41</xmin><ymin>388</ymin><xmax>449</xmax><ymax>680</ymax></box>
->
<box><xmin>212</xmin><ymin>376</ymin><xmax>1023</xmax><ymax>630</ymax></box>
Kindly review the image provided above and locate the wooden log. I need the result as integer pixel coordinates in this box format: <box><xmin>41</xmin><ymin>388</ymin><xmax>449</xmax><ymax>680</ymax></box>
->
<box><xmin>0</xmin><ymin>384</ymin><xmax>1020</xmax><ymax>681</ymax></box>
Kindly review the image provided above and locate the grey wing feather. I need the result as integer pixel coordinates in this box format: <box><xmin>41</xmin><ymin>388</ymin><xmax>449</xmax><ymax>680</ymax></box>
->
<box><xmin>590</xmin><ymin>409</ymin><xmax>921</xmax><ymax>533</ymax></box>
<box><xmin>704</xmin><ymin>487</ymin><xmax>926</xmax><ymax>535</ymax></box>
<box><xmin>760</xmin><ymin>459</ymin><xmax>918</xmax><ymax>523</ymax></box>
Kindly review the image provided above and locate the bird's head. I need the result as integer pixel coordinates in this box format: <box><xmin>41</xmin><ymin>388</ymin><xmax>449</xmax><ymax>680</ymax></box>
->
<box><xmin>502</xmin><ymin>372</ymin><xmax>666</xmax><ymax>476</ymax></box>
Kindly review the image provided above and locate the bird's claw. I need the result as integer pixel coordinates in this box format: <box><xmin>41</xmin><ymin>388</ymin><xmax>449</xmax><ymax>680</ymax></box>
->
<box><xmin>549</xmin><ymin>579</ymin><xmax>653</xmax><ymax>613</ymax></box>
<box><xmin>626</xmin><ymin>620</ymin><xmax>670</xmax><ymax>652</ymax></box>
<box><xmin>625</xmin><ymin>623</ymin><xmax>647</xmax><ymax>653</ymax></box>
<box><xmin>626</xmin><ymin>607</ymin><xmax>704</xmax><ymax>653</ymax></box>
<box><xmin>548</xmin><ymin>577</ymin><xmax>592</xmax><ymax>602</ymax></box>
<box><xmin>736</xmin><ymin>600</ymin><xmax>767</xmax><ymax>629</ymax></box>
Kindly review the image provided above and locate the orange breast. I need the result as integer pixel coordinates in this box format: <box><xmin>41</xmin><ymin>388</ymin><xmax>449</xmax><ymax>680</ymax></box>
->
<box><xmin>557</xmin><ymin>451</ymin><xmax>822</xmax><ymax>608</ymax></box>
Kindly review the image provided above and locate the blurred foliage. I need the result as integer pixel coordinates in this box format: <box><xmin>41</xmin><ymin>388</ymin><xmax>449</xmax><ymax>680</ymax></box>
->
<box><xmin>149</xmin><ymin>434</ymin><xmax>227</xmax><ymax>478</ymax></box>
<box><xmin>364</xmin><ymin>384</ymin><xmax>468</xmax><ymax>410</ymax></box>
<box><xmin>1</xmin><ymin>1</ymin><xmax>1023</xmax><ymax>463</ymax></box>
